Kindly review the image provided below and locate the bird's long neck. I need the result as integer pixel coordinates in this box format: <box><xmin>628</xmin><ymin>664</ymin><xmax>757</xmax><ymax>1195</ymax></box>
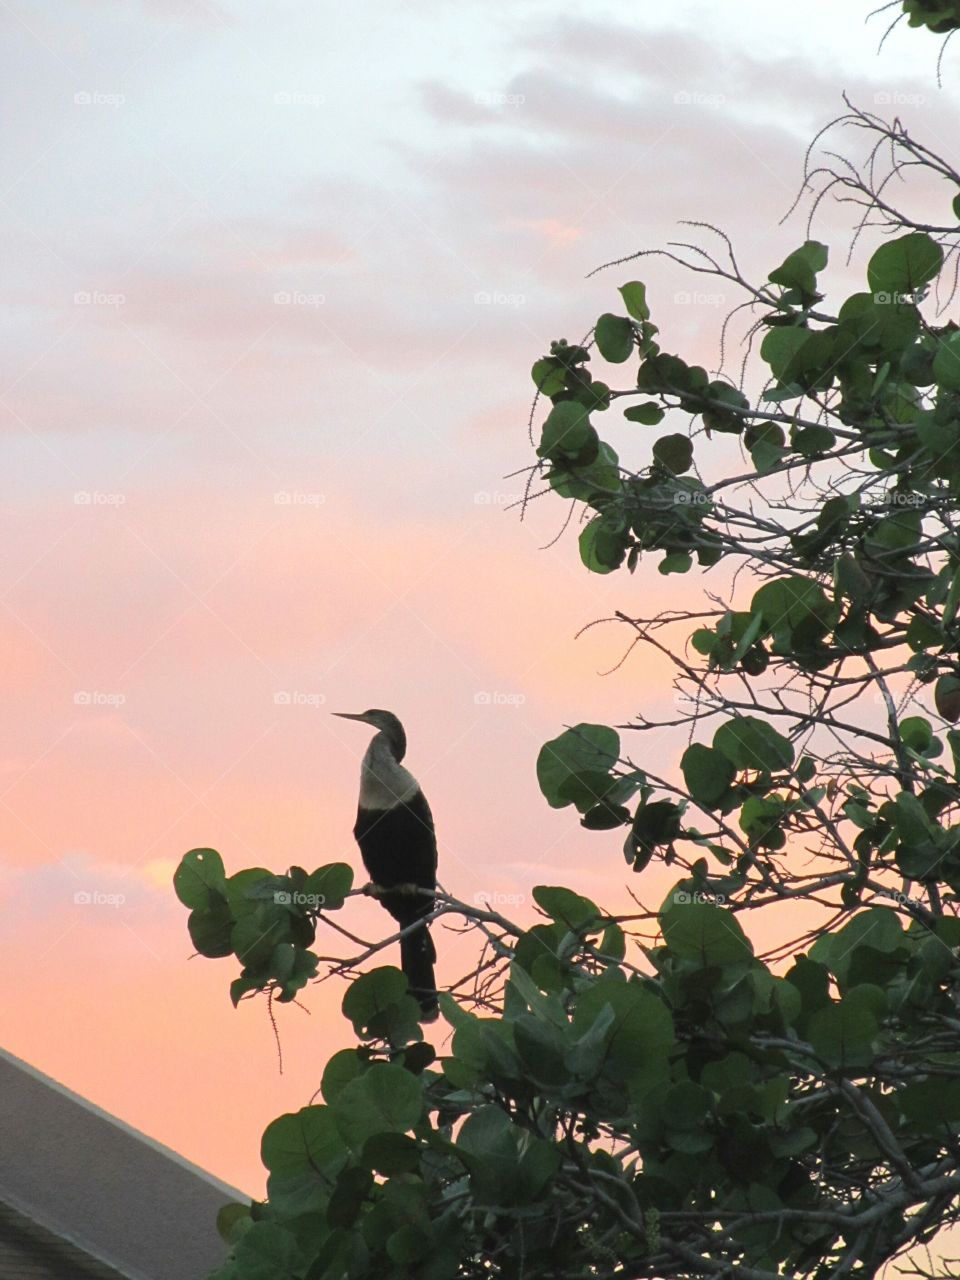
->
<box><xmin>360</xmin><ymin>731</ymin><xmax>419</xmax><ymax>811</ymax></box>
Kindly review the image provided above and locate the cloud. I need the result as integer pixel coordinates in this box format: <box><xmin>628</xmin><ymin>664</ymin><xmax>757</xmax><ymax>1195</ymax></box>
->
<box><xmin>0</xmin><ymin>852</ymin><xmax>171</xmax><ymax>927</ymax></box>
<box><xmin>412</xmin><ymin>18</ymin><xmax>953</xmax><ymax>299</ymax></box>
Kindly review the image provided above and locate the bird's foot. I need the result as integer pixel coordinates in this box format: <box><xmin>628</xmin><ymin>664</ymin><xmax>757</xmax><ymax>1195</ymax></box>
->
<box><xmin>364</xmin><ymin>880</ymin><xmax>431</xmax><ymax>899</ymax></box>
<box><xmin>394</xmin><ymin>881</ymin><xmax>433</xmax><ymax>898</ymax></box>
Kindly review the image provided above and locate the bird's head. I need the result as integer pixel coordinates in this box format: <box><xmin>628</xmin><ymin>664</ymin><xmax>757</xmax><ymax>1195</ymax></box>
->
<box><xmin>333</xmin><ymin>708</ymin><xmax>406</xmax><ymax>761</ymax></box>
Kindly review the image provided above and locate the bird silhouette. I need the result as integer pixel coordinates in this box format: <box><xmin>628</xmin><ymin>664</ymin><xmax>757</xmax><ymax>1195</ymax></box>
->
<box><xmin>334</xmin><ymin>709</ymin><xmax>438</xmax><ymax>1021</ymax></box>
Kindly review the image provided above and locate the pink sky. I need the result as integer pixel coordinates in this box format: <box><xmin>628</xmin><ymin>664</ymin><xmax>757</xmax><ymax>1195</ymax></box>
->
<box><xmin>1</xmin><ymin>0</ymin><xmax>955</xmax><ymax>1195</ymax></box>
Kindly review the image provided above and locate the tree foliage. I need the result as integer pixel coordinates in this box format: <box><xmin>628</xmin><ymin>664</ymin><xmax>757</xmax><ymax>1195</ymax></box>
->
<box><xmin>177</xmin><ymin>8</ymin><xmax>960</xmax><ymax>1279</ymax></box>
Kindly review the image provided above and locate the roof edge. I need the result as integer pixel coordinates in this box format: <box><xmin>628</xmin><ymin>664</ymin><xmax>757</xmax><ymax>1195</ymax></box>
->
<box><xmin>0</xmin><ymin>1044</ymin><xmax>250</xmax><ymax>1204</ymax></box>
<box><xmin>0</xmin><ymin>1197</ymin><xmax>138</xmax><ymax>1280</ymax></box>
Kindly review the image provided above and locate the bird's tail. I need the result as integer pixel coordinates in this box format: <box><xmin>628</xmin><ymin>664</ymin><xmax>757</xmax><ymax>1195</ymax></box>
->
<box><xmin>400</xmin><ymin>923</ymin><xmax>438</xmax><ymax>1022</ymax></box>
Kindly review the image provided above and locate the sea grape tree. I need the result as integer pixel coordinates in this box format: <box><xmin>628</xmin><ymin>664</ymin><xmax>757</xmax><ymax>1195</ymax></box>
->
<box><xmin>177</xmin><ymin>8</ymin><xmax>960</xmax><ymax>1279</ymax></box>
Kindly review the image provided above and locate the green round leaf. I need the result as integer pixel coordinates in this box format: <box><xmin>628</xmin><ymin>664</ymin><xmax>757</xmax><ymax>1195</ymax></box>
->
<box><xmin>533</xmin><ymin>885</ymin><xmax>603</xmax><ymax>931</ymax></box>
<box><xmin>342</xmin><ymin>966</ymin><xmax>422</xmax><ymax>1040</ymax></box>
<box><xmin>572</xmin><ymin>977</ymin><xmax>674</xmax><ymax>1077</ymax></box>
<box><xmin>361</xmin><ymin>1132</ymin><xmax>421</xmax><ymax>1176</ymax></box>
<box><xmin>652</xmin><ymin>433</ymin><xmax>693</xmax><ymax>475</ymax></box>
<box><xmin>898</xmin><ymin>1078</ymin><xmax>960</xmax><ymax>1129</ymax></box>
<box><xmin>321</xmin><ymin>1049</ymin><xmax>367</xmax><ymax>1104</ymax></box>
<box><xmin>537</xmin><ymin>724</ymin><xmax>620</xmax><ymax>810</ymax></box>
<box><xmin>681</xmin><ymin>743</ymin><xmax>736</xmax><ymax>806</ymax></box>
<box><xmin>618</xmin><ymin>281</ymin><xmax>650</xmax><ymax>322</ymax></box>
<box><xmin>216</xmin><ymin>1202</ymin><xmax>252</xmax><ymax>1247</ymax></box>
<box><xmin>899</xmin><ymin>715</ymin><xmax>933</xmax><ymax>754</ymax></box>
<box><xmin>658</xmin><ymin>552</ymin><xmax>692</xmax><ymax>575</ymax></box>
<box><xmin>232</xmin><ymin>1222</ymin><xmax>302</xmax><ymax>1275</ymax></box>
<box><xmin>624</xmin><ymin>400</ymin><xmax>664</xmax><ymax>425</ymax></box>
<box><xmin>261</xmin><ymin>1105</ymin><xmax>347</xmax><ymax>1177</ymax></box>
<box><xmin>595</xmin><ymin>313</ymin><xmax>635</xmax><ymax>363</ymax></box>
<box><xmin>538</xmin><ymin>400</ymin><xmax>597</xmax><ymax>459</ymax></box>
<box><xmin>768</xmin><ymin>240</ymin><xmax>828</xmax><ymax>296</ymax></box>
<box><xmin>304</xmin><ymin>862</ymin><xmax>354</xmax><ymax>911</ymax></box>
<box><xmin>933</xmin><ymin>330</ymin><xmax>960</xmax><ymax>392</ymax></box>
<box><xmin>188</xmin><ymin>903</ymin><xmax>234</xmax><ymax>958</ymax></box>
<box><xmin>713</xmin><ymin>716</ymin><xmax>795</xmax><ymax>771</ymax></box>
<box><xmin>660</xmin><ymin>901</ymin><xmax>753</xmax><ymax>966</ymax></box>
<box><xmin>456</xmin><ymin>1107</ymin><xmax>520</xmax><ymax>1204</ymax></box>
<box><xmin>174</xmin><ymin>847</ymin><xmax>226</xmax><ymax>909</ymax></box>
<box><xmin>807</xmin><ymin>998</ymin><xmax>878</xmax><ymax>1068</ymax></box>
<box><xmin>531</xmin><ymin>357</ymin><xmax>566</xmax><ymax>397</ymax></box>
<box><xmin>579</xmin><ymin>516</ymin><xmax>628</xmax><ymax>574</ymax></box>
<box><xmin>761</xmin><ymin>326</ymin><xmax>809</xmax><ymax>380</ymax></box>
<box><xmin>867</xmin><ymin>232</ymin><xmax>943</xmax><ymax>294</ymax></box>
<box><xmin>333</xmin><ymin>1063</ymin><xmax>423</xmax><ymax>1149</ymax></box>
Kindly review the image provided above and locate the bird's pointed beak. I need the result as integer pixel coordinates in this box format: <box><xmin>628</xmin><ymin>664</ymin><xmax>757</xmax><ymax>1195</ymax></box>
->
<box><xmin>332</xmin><ymin>712</ymin><xmax>369</xmax><ymax>723</ymax></box>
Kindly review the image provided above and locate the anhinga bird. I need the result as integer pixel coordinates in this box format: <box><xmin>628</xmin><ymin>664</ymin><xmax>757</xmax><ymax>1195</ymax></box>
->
<box><xmin>333</xmin><ymin>709</ymin><xmax>438</xmax><ymax>1021</ymax></box>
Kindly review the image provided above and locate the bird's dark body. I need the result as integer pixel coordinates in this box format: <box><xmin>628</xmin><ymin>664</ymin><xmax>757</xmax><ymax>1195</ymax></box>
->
<box><xmin>353</xmin><ymin>789</ymin><xmax>438</xmax><ymax>1015</ymax></box>
<box><xmin>353</xmin><ymin>790</ymin><xmax>437</xmax><ymax>922</ymax></box>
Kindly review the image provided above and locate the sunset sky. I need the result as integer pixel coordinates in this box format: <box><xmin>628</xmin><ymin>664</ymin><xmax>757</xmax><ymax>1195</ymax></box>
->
<box><xmin>1</xmin><ymin>0</ymin><xmax>954</xmax><ymax>1195</ymax></box>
